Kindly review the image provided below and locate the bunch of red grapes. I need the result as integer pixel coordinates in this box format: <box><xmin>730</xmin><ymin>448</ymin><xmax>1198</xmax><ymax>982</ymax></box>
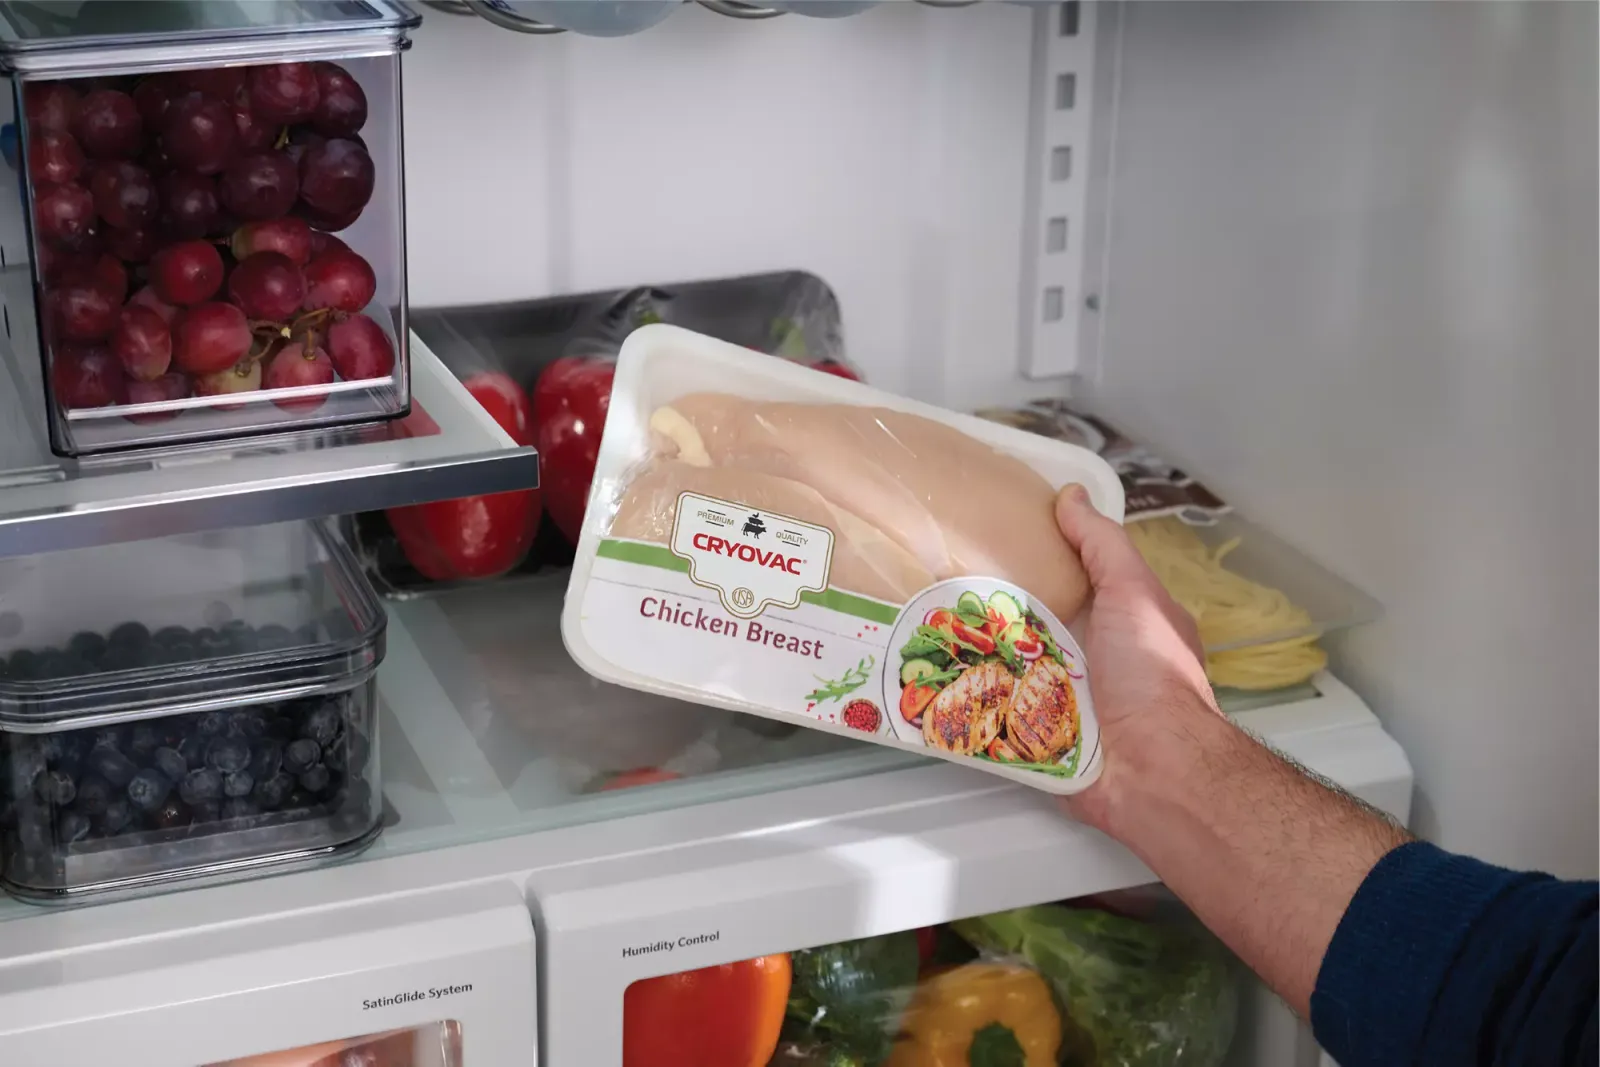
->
<box><xmin>22</xmin><ymin>61</ymin><xmax>396</xmax><ymax>424</ymax></box>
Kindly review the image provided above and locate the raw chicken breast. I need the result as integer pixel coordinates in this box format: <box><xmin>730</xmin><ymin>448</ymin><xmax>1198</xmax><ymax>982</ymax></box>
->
<box><xmin>655</xmin><ymin>394</ymin><xmax>1091</xmax><ymax>622</ymax></box>
<box><xmin>922</xmin><ymin>661</ymin><xmax>1014</xmax><ymax>756</ymax></box>
<box><xmin>610</xmin><ymin>459</ymin><xmax>935</xmax><ymax>603</ymax></box>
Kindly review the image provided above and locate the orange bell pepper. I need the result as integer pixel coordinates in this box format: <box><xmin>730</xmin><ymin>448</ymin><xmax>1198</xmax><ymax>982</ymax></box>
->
<box><xmin>623</xmin><ymin>953</ymin><xmax>792</xmax><ymax>1067</ymax></box>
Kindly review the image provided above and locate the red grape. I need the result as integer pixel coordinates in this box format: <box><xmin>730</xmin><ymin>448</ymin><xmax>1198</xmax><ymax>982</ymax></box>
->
<box><xmin>220</xmin><ymin>152</ymin><xmax>298</xmax><ymax>221</ymax></box>
<box><xmin>173</xmin><ymin>302</ymin><xmax>251</xmax><ymax>375</ymax></box>
<box><xmin>302</xmin><ymin>248</ymin><xmax>375</xmax><ymax>312</ymax></box>
<box><xmin>104</xmin><ymin>225</ymin><xmax>158</xmax><ymax>263</ymax></box>
<box><xmin>132</xmin><ymin>74</ymin><xmax>179</xmax><ymax>128</ymax></box>
<box><xmin>46</xmin><ymin>280</ymin><xmax>120</xmax><ymax>341</ymax></box>
<box><xmin>299</xmin><ymin>138</ymin><xmax>373</xmax><ymax>217</ymax></box>
<box><xmin>160</xmin><ymin>92</ymin><xmax>235</xmax><ymax>175</ymax></box>
<box><xmin>32</xmin><ymin>181</ymin><xmax>96</xmax><ymax>251</ymax></box>
<box><xmin>307</xmin><ymin>229</ymin><xmax>348</xmax><ymax>259</ymax></box>
<box><xmin>311</xmin><ymin>63</ymin><xmax>367</xmax><ymax>138</ymax></box>
<box><xmin>89</xmin><ymin>160</ymin><xmax>159</xmax><ymax>229</ymax></box>
<box><xmin>228</xmin><ymin>252</ymin><xmax>304</xmax><ymax>322</ymax></box>
<box><xmin>126</xmin><ymin>371</ymin><xmax>190</xmax><ymax>423</ymax></box>
<box><xmin>231</xmin><ymin>100</ymin><xmax>276</xmax><ymax>154</ymax></box>
<box><xmin>299</xmin><ymin>201</ymin><xmax>362</xmax><ymax>233</ymax></box>
<box><xmin>27</xmin><ymin>130</ymin><xmax>84</xmax><ymax>186</ymax></box>
<box><xmin>71</xmin><ymin>90</ymin><xmax>143</xmax><ymax>160</ymax></box>
<box><xmin>248</xmin><ymin>63</ymin><xmax>321</xmax><ymax>125</ymax></box>
<box><xmin>157</xmin><ymin>171</ymin><xmax>220</xmax><ymax>239</ymax></box>
<box><xmin>24</xmin><ymin>83</ymin><xmax>79</xmax><ymax>134</ymax></box>
<box><xmin>112</xmin><ymin>304</ymin><xmax>173</xmax><ymax>381</ymax></box>
<box><xmin>194</xmin><ymin>356</ymin><xmax>263</xmax><ymax>408</ymax></box>
<box><xmin>177</xmin><ymin>68</ymin><xmax>247</xmax><ymax>100</ymax></box>
<box><xmin>264</xmin><ymin>341</ymin><xmax>334</xmax><ymax>410</ymax></box>
<box><xmin>52</xmin><ymin>343</ymin><xmax>126</xmax><ymax>408</ymax></box>
<box><xmin>150</xmin><ymin>240</ymin><xmax>224</xmax><ymax>305</ymax></box>
<box><xmin>55</xmin><ymin>252</ymin><xmax>128</xmax><ymax>300</ymax></box>
<box><xmin>128</xmin><ymin>285</ymin><xmax>178</xmax><ymax>324</ymax></box>
<box><xmin>231</xmin><ymin>216</ymin><xmax>313</xmax><ymax>265</ymax></box>
<box><xmin>326</xmin><ymin>313</ymin><xmax>394</xmax><ymax>381</ymax></box>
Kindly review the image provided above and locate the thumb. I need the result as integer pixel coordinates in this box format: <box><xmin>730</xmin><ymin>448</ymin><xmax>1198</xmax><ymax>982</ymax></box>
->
<box><xmin>1055</xmin><ymin>484</ymin><xmax>1150</xmax><ymax>591</ymax></box>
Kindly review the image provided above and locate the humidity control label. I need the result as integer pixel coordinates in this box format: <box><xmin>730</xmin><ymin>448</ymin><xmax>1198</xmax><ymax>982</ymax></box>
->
<box><xmin>621</xmin><ymin>931</ymin><xmax>720</xmax><ymax>959</ymax></box>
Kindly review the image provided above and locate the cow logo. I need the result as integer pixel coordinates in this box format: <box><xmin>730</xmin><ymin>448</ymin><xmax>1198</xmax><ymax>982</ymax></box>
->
<box><xmin>742</xmin><ymin>513</ymin><xmax>767</xmax><ymax>538</ymax></box>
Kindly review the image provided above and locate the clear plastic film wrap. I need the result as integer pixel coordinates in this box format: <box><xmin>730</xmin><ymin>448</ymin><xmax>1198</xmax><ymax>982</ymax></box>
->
<box><xmin>623</xmin><ymin>902</ymin><xmax>1237</xmax><ymax>1067</ymax></box>
<box><xmin>562</xmin><ymin>326</ymin><xmax>1125</xmax><ymax>794</ymax></box>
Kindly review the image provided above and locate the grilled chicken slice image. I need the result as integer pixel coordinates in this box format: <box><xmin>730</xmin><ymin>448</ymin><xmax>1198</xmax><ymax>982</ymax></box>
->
<box><xmin>609</xmin><ymin>458</ymin><xmax>935</xmax><ymax>603</ymax></box>
<box><xmin>651</xmin><ymin>394</ymin><xmax>1092</xmax><ymax>624</ymax></box>
<box><xmin>1006</xmin><ymin>657</ymin><xmax>1079</xmax><ymax>763</ymax></box>
<box><xmin>922</xmin><ymin>661</ymin><xmax>1015</xmax><ymax>755</ymax></box>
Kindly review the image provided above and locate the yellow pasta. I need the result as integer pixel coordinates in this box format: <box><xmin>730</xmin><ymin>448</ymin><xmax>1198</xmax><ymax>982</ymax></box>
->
<box><xmin>1127</xmin><ymin>517</ymin><xmax>1327</xmax><ymax>691</ymax></box>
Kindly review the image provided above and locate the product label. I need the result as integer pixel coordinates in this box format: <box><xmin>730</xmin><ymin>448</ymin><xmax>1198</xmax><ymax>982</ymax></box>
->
<box><xmin>579</xmin><ymin>538</ymin><xmax>1101</xmax><ymax>793</ymax></box>
<box><xmin>669</xmin><ymin>492</ymin><xmax>834</xmax><ymax>619</ymax></box>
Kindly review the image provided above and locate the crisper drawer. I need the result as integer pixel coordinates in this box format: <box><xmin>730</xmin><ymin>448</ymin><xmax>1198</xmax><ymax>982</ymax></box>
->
<box><xmin>0</xmin><ymin>880</ymin><xmax>536</xmax><ymax>1065</ymax></box>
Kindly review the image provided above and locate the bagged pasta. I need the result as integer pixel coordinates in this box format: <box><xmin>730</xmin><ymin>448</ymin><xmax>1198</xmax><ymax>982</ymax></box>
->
<box><xmin>561</xmin><ymin>325</ymin><xmax>1123</xmax><ymax>794</ymax></box>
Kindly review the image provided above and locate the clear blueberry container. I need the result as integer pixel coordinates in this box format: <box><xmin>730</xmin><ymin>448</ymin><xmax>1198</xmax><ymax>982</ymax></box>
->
<box><xmin>0</xmin><ymin>519</ymin><xmax>385</xmax><ymax>903</ymax></box>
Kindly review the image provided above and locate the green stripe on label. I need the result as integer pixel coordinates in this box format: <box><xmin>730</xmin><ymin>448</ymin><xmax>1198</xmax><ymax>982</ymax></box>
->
<box><xmin>596</xmin><ymin>539</ymin><xmax>901</xmax><ymax>626</ymax></box>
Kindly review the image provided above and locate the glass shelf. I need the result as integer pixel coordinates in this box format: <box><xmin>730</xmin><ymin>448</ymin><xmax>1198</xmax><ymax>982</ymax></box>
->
<box><xmin>0</xmin><ymin>328</ymin><xmax>539</xmax><ymax>560</ymax></box>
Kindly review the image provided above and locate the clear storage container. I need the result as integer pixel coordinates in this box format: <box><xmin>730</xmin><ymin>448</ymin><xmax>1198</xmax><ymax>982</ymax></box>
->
<box><xmin>0</xmin><ymin>519</ymin><xmax>385</xmax><ymax>902</ymax></box>
<box><xmin>0</xmin><ymin>1</ymin><xmax>419</xmax><ymax>457</ymax></box>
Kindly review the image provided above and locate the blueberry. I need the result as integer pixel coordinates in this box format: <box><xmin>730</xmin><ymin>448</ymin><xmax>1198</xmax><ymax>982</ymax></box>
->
<box><xmin>346</xmin><ymin>731</ymin><xmax>371</xmax><ymax>771</ymax></box>
<box><xmin>221</xmin><ymin>797</ymin><xmax>260</xmax><ymax>821</ymax></box>
<box><xmin>256</xmin><ymin>624</ymin><xmax>294</xmax><ymax>651</ymax></box>
<box><xmin>91</xmin><ymin>726</ymin><xmax>126</xmax><ymax>751</ymax></box>
<box><xmin>253</xmin><ymin>772</ymin><xmax>293</xmax><ymax>810</ymax></box>
<box><xmin>197</xmin><ymin>712</ymin><xmax>229</xmax><ymax>738</ymax></box>
<box><xmin>228</xmin><ymin>709</ymin><xmax>267</xmax><ymax>739</ymax></box>
<box><xmin>126</xmin><ymin>768</ymin><xmax>171</xmax><ymax>813</ymax></box>
<box><xmin>165</xmin><ymin>642</ymin><xmax>199</xmax><ymax>663</ymax></box>
<box><xmin>0</xmin><ymin>656</ymin><xmax>9</xmax><ymax>680</ymax></box>
<box><xmin>67</xmin><ymin>631</ymin><xmax>107</xmax><ymax>662</ymax></box>
<box><xmin>16</xmin><ymin>811</ymin><xmax>49</xmax><ymax>853</ymax></box>
<box><xmin>96</xmin><ymin>796</ymin><xmax>133</xmax><ymax>836</ymax></box>
<box><xmin>88</xmin><ymin>746</ymin><xmax>137</xmax><ymax>788</ymax></box>
<box><xmin>151</xmin><ymin>797</ymin><xmax>191</xmax><ymax>830</ymax></box>
<box><xmin>177</xmin><ymin>733</ymin><xmax>206</xmax><ymax>768</ymax></box>
<box><xmin>222</xmin><ymin>769</ymin><xmax>254</xmax><ymax>798</ymax></box>
<box><xmin>56</xmin><ymin>811</ymin><xmax>90</xmax><ymax>844</ymax></box>
<box><xmin>51</xmin><ymin>735</ymin><xmax>86</xmax><ymax>776</ymax></box>
<box><xmin>177</xmin><ymin>767</ymin><xmax>223</xmax><ymax>806</ymax></box>
<box><xmin>294</xmin><ymin>622</ymin><xmax>320</xmax><ymax>646</ymax></box>
<box><xmin>74</xmin><ymin>775</ymin><xmax>112</xmax><ymax>816</ymax></box>
<box><xmin>248</xmin><ymin>738</ymin><xmax>283</xmax><ymax>781</ymax></box>
<box><xmin>205</xmin><ymin>735</ymin><xmax>250</xmax><ymax>774</ymax></box>
<box><xmin>97</xmin><ymin>644</ymin><xmax>144</xmax><ymax>673</ymax></box>
<box><xmin>152</xmin><ymin>626</ymin><xmax>191</xmax><ymax>648</ymax></box>
<box><xmin>108</xmin><ymin>622</ymin><xmax>150</xmax><ymax>648</ymax></box>
<box><xmin>225</xmin><ymin>627</ymin><xmax>260</xmax><ymax>655</ymax></box>
<box><xmin>37</xmin><ymin>652</ymin><xmax>86</xmax><ymax>679</ymax></box>
<box><xmin>323</xmin><ymin>739</ymin><xmax>346</xmax><ymax>774</ymax></box>
<box><xmin>7</xmin><ymin>649</ymin><xmax>41</xmax><ymax>679</ymax></box>
<box><xmin>128</xmin><ymin>723</ymin><xmax>161</xmax><ymax>758</ymax></box>
<box><xmin>284</xmin><ymin>788</ymin><xmax>313</xmax><ymax>811</ymax></box>
<box><xmin>152</xmin><ymin>746</ymin><xmax>188</xmax><ymax>783</ymax></box>
<box><xmin>298</xmin><ymin>765</ymin><xmax>331</xmax><ymax>794</ymax></box>
<box><xmin>301</xmin><ymin>704</ymin><xmax>341</xmax><ymax>747</ymax></box>
<box><xmin>283</xmin><ymin>738</ymin><xmax>320</xmax><ymax>775</ymax></box>
<box><xmin>32</xmin><ymin>768</ymin><xmax>76</xmax><ymax>807</ymax></box>
<box><xmin>221</xmin><ymin>620</ymin><xmax>251</xmax><ymax>639</ymax></box>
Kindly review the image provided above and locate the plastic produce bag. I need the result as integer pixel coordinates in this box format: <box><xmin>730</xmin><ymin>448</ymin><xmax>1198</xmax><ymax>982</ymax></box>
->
<box><xmin>561</xmin><ymin>325</ymin><xmax>1124</xmax><ymax>794</ymax></box>
<box><xmin>951</xmin><ymin>904</ymin><xmax>1239</xmax><ymax>1067</ymax></box>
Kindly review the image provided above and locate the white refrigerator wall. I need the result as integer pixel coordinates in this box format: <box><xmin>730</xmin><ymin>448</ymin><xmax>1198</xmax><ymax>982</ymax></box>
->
<box><xmin>1086</xmin><ymin>2</ymin><xmax>1598</xmax><ymax>879</ymax></box>
<box><xmin>400</xmin><ymin>0</ymin><xmax>1598</xmax><ymax>880</ymax></box>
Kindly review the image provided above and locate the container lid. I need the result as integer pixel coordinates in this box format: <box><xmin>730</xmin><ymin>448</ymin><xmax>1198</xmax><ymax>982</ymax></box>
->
<box><xmin>0</xmin><ymin>1</ymin><xmax>420</xmax><ymax>74</ymax></box>
<box><xmin>0</xmin><ymin>519</ymin><xmax>386</xmax><ymax>731</ymax></box>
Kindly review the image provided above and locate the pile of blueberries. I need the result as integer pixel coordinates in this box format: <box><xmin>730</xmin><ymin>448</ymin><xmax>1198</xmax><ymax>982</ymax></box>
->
<box><xmin>0</xmin><ymin>688</ymin><xmax>372</xmax><ymax>885</ymax></box>
<box><xmin>0</xmin><ymin>619</ymin><xmax>321</xmax><ymax>681</ymax></box>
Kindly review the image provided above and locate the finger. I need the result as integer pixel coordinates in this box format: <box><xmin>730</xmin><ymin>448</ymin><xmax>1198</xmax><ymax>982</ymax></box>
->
<box><xmin>1055</xmin><ymin>484</ymin><xmax>1154</xmax><ymax>591</ymax></box>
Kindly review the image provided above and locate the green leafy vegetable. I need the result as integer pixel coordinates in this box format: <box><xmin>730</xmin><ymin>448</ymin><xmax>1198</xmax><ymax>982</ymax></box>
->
<box><xmin>1028</xmin><ymin>614</ymin><xmax>1069</xmax><ymax>668</ymax></box>
<box><xmin>951</xmin><ymin>905</ymin><xmax>1239</xmax><ymax>1067</ymax></box>
<box><xmin>969</xmin><ymin>1023</ymin><xmax>1028</xmax><ymax>1067</ymax></box>
<box><xmin>972</xmin><ymin>752</ymin><xmax>1077</xmax><ymax>778</ymax></box>
<box><xmin>955</xmin><ymin>609</ymin><xmax>991</xmax><ymax>630</ymax></box>
<box><xmin>899</xmin><ymin>632</ymin><xmax>948</xmax><ymax>662</ymax></box>
<box><xmin>786</xmin><ymin>931</ymin><xmax>921</xmax><ymax>1066</ymax></box>
<box><xmin>806</xmin><ymin>656</ymin><xmax>875</xmax><ymax>704</ymax></box>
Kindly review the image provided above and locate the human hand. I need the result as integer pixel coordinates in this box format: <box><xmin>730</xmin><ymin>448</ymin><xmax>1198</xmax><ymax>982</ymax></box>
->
<box><xmin>1055</xmin><ymin>484</ymin><xmax>1222</xmax><ymax>831</ymax></box>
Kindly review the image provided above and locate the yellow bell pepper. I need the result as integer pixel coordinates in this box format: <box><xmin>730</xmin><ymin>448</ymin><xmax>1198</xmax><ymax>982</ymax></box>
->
<box><xmin>887</xmin><ymin>962</ymin><xmax>1062</xmax><ymax>1067</ymax></box>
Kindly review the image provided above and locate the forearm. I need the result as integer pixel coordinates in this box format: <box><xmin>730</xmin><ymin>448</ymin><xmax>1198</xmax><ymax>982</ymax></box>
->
<box><xmin>1093</xmin><ymin>698</ymin><xmax>1410</xmax><ymax>1017</ymax></box>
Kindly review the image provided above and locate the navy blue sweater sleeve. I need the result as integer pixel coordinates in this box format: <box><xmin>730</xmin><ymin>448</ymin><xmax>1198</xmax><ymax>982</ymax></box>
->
<box><xmin>1311</xmin><ymin>841</ymin><xmax>1598</xmax><ymax>1066</ymax></box>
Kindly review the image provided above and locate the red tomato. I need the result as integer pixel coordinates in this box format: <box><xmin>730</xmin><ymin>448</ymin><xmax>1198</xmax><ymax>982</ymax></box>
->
<box><xmin>812</xmin><ymin>359</ymin><xmax>860</xmax><ymax>381</ymax></box>
<box><xmin>600</xmin><ymin>768</ymin><xmax>683</xmax><ymax>792</ymax></box>
<box><xmin>951</xmin><ymin>619</ymin><xmax>996</xmax><ymax>655</ymax></box>
<box><xmin>532</xmin><ymin>357</ymin><xmax>615</xmax><ymax>544</ymax></box>
<box><xmin>899</xmin><ymin>683</ymin><xmax>938</xmax><ymax>723</ymax></box>
<box><xmin>915</xmin><ymin>926</ymin><xmax>938</xmax><ymax>968</ymax></box>
<box><xmin>385</xmin><ymin>372</ymin><xmax>542</xmax><ymax>581</ymax></box>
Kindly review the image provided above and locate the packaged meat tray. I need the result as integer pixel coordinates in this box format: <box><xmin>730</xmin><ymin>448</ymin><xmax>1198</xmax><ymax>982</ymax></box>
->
<box><xmin>977</xmin><ymin>401</ymin><xmax>1382</xmax><ymax>691</ymax></box>
<box><xmin>561</xmin><ymin>325</ymin><xmax>1124</xmax><ymax>795</ymax></box>
<box><xmin>0</xmin><ymin>519</ymin><xmax>385</xmax><ymax>902</ymax></box>
<box><xmin>351</xmin><ymin>271</ymin><xmax>859</xmax><ymax>596</ymax></box>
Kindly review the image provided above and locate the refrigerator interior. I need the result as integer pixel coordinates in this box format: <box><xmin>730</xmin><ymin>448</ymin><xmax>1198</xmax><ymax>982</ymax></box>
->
<box><xmin>0</xmin><ymin>2</ymin><xmax>1590</xmax><ymax>1066</ymax></box>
